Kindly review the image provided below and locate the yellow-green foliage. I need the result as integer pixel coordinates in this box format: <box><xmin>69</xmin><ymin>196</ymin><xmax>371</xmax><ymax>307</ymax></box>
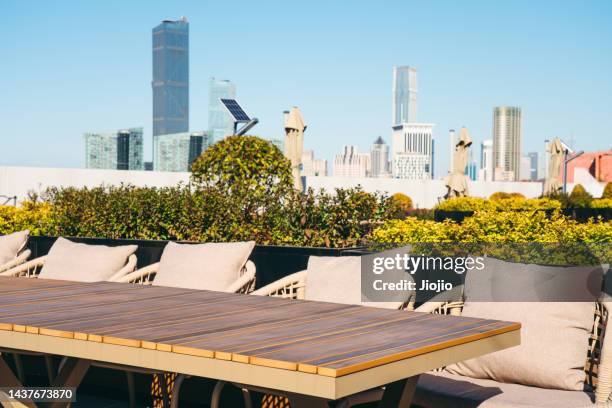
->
<box><xmin>436</xmin><ymin>196</ymin><xmax>561</xmax><ymax>212</ymax></box>
<box><xmin>603</xmin><ymin>183</ymin><xmax>612</xmax><ymax>199</ymax></box>
<box><xmin>372</xmin><ymin>210</ymin><xmax>612</xmax><ymax>244</ymax></box>
<box><xmin>0</xmin><ymin>202</ymin><xmax>53</xmax><ymax>236</ymax></box>
<box><xmin>591</xmin><ymin>199</ymin><xmax>612</xmax><ymax>209</ymax></box>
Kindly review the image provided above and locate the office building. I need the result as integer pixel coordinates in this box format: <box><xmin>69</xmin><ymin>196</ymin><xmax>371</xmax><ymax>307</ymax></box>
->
<box><xmin>84</xmin><ymin>128</ymin><xmax>144</xmax><ymax>170</ymax></box>
<box><xmin>466</xmin><ymin>160</ymin><xmax>478</xmax><ymax>181</ymax></box>
<box><xmin>333</xmin><ymin>145</ymin><xmax>370</xmax><ymax>178</ymax></box>
<box><xmin>479</xmin><ymin>139</ymin><xmax>493</xmax><ymax>181</ymax></box>
<box><xmin>391</xmin><ymin>123</ymin><xmax>434</xmax><ymax>180</ymax></box>
<box><xmin>208</xmin><ymin>78</ymin><xmax>236</xmax><ymax>141</ymax></box>
<box><xmin>153</xmin><ymin>131</ymin><xmax>213</xmax><ymax>172</ymax></box>
<box><xmin>370</xmin><ymin>137</ymin><xmax>391</xmax><ymax>178</ymax></box>
<box><xmin>301</xmin><ymin>150</ymin><xmax>327</xmax><ymax>177</ymax></box>
<box><xmin>527</xmin><ymin>152</ymin><xmax>540</xmax><ymax>180</ymax></box>
<box><xmin>492</xmin><ymin>106</ymin><xmax>522</xmax><ymax>181</ymax></box>
<box><xmin>392</xmin><ymin>66</ymin><xmax>417</xmax><ymax>125</ymax></box>
<box><xmin>520</xmin><ymin>156</ymin><xmax>532</xmax><ymax>181</ymax></box>
<box><xmin>267</xmin><ymin>138</ymin><xmax>284</xmax><ymax>152</ymax></box>
<box><xmin>152</xmin><ymin>17</ymin><xmax>189</xmax><ymax>137</ymax></box>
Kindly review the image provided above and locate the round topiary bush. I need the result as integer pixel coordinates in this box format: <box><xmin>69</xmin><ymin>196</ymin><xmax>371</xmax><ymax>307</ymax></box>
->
<box><xmin>191</xmin><ymin>135</ymin><xmax>294</xmax><ymax>202</ymax></box>
<box><xmin>569</xmin><ymin>184</ymin><xmax>593</xmax><ymax>208</ymax></box>
<box><xmin>387</xmin><ymin>193</ymin><xmax>413</xmax><ymax>218</ymax></box>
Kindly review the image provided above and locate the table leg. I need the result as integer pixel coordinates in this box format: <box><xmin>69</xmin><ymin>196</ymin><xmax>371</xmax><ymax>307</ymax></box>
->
<box><xmin>47</xmin><ymin>359</ymin><xmax>90</xmax><ymax>408</ymax></box>
<box><xmin>377</xmin><ymin>375</ymin><xmax>419</xmax><ymax>408</ymax></box>
<box><xmin>0</xmin><ymin>355</ymin><xmax>37</xmax><ymax>408</ymax></box>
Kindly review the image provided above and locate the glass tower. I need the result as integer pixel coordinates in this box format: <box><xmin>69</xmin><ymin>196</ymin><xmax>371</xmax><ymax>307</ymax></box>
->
<box><xmin>392</xmin><ymin>66</ymin><xmax>417</xmax><ymax>125</ymax></box>
<box><xmin>152</xmin><ymin>17</ymin><xmax>189</xmax><ymax>137</ymax></box>
<box><xmin>492</xmin><ymin>106</ymin><xmax>522</xmax><ymax>181</ymax></box>
<box><xmin>84</xmin><ymin>128</ymin><xmax>144</xmax><ymax>170</ymax></box>
<box><xmin>208</xmin><ymin>78</ymin><xmax>236</xmax><ymax>141</ymax></box>
<box><xmin>153</xmin><ymin>131</ymin><xmax>213</xmax><ymax>172</ymax></box>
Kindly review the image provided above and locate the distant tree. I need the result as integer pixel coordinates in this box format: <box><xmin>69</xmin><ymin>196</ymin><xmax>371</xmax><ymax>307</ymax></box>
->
<box><xmin>569</xmin><ymin>184</ymin><xmax>593</xmax><ymax>208</ymax></box>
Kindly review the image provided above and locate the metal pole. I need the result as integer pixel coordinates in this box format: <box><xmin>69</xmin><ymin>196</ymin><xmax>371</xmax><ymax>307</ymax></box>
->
<box><xmin>563</xmin><ymin>150</ymin><xmax>568</xmax><ymax>194</ymax></box>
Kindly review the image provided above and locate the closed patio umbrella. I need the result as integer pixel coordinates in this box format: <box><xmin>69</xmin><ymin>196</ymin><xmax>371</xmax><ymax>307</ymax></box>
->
<box><xmin>284</xmin><ymin>107</ymin><xmax>307</xmax><ymax>190</ymax></box>
<box><xmin>445</xmin><ymin>127</ymin><xmax>472</xmax><ymax>198</ymax></box>
<box><xmin>544</xmin><ymin>137</ymin><xmax>564</xmax><ymax>195</ymax></box>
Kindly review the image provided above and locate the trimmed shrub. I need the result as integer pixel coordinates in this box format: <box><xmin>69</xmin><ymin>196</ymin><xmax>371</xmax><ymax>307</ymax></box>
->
<box><xmin>591</xmin><ymin>199</ymin><xmax>612</xmax><ymax>209</ymax></box>
<box><xmin>569</xmin><ymin>184</ymin><xmax>593</xmax><ymax>208</ymax></box>
<box><xmin>0</xmin><ymin>201</ymin><xmax>52</xmax><ymax>236</ymax></box>
<box><xmin>602</xmin><ymin>182</ymin><xmax>612</xmax><ymax>199</ymax></box>
<box><xmin>436</xmin><ymin>196</ymin><xmax>561</xmax><ymax>212</ymax></box>
<box><xmin>387</xmin><ymin>193</ymin><xmax>413</xmax><ymax>219</ymax></box>
<box><xmin>490</xmin><ymin>192</ymin><xmax>525</xmax><ymax>200</ymax></box>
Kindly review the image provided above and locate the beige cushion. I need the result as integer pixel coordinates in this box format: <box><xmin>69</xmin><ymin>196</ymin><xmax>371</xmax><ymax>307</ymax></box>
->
<box><xmin>445</xmin><ymin>257</ymin><xmax>599</xmax><ymax>391</ymax></box>
<box><xmin>305</xmin><ymin>256</ymin><xmax>406</xmax><ymax>309</ymax></box>
<box><xmin>0</xmin><ymin>230</ymin><xmax>29</xmax><ymax>265</ymax></box>
<box><xmin>414</xmin><ymin>371</ymin><xmax>594</xmax><ymax>408</ymax></box>
<box><xmin>38</xmin><ymin>237</ymin><xmax>137</xmax><ymax>282</ymax></box>
<box><xmin>152</xmin><ymin>241</ymin><xmax>255</xmax><ymax>292</ymax></box>
<box><xmin>445</xmin><ymin>302</ymin><xmax>594</xmax><ymax>391</ymax></box>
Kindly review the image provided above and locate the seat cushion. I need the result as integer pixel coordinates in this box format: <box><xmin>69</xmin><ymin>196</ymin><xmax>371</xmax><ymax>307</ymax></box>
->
<box><xmin>38</xmin><ymin>237</ymin><xmax>137</xmax><ymax>282</ymax></box>
<box><xmin>414</xmin><ymin>371</ymin><xmax>594</xmax><ymax>408</ymax></box>
<box><xmin>305</xmin><ymin>256</ymin><xmax>407</xmax><ymax>309</ymax></box>
<box><xmin>152</xmin><ymin>241</ymin><xmax>255</xmax><ymax>292</ymax></box>
<box><xmin>0</xmin><ymin>230</ymin><xmax>29</xmax><ymax>265</ymax></box>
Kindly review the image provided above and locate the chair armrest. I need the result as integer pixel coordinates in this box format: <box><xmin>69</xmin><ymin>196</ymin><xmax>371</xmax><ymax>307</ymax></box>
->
<box><xmin>415</xmin><ymin>300</ymin><xmax>464</xmax><ymax>315</ymax></box>
<box><xmin>0</xmin><ymin>255</ymin><xmax>47</xmax><ymax>278</ymax></box>
<box><xmin>0</xmin><ymin>249</ymin><xmax>31</xmax><ymax>273</ymax></box>
<box><xmin>252</xmin><ymin>270</ymin><xmax>307</xmax><ymax>300</ymax></box>
<box><xmin>107</xmin><ymin>254</ymin><xmax>138</xmax><ymax>282</ymax></box>
<box><xmin>116</xmin><ymin>262</ymin><xmax>159</xmax><ymax>285</ymax></box>
<box><xmin>227</xmin><ymin>261</ymin><xmax>256</xmax><ymax>294</ymax></box>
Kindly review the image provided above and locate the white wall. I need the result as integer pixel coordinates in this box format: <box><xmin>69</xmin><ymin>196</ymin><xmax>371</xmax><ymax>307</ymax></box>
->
<box><xmin>305</xmin><ymin>176</ymin><xmax>544</xmax><ymax>208</ymax></box>
<box><xmin>0</xmin><ymin>166</ymin><xmax>190</xmax><ymax>205</ymax></box>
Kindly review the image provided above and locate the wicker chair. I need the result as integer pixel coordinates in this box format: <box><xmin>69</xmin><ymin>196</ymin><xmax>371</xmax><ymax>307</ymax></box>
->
<box><xmin>0</xmin><ymin>249</ymin><xmax>31</xmax><ymax>274</ymax></box>
<box><xmin>0</xmin><ymin>253</ymin><xmax>138</xmax><ymax>281</ymax></box>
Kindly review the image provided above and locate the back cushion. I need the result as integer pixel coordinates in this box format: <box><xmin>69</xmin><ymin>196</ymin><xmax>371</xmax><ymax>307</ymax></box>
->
<box><xmin>38</xmin><ymin>238</ymin><xmax>137</xmax><ymax>282</ymax></box>
<box><xmin>153</xmin><ymin>241</ymin><xmax>255</xmax><ymax>292</ymax></box>
<box><xmin>0</xmin><ymin>230</ymin><xmax>29</xmax><ymax>265</ymax></box>
<box><xmin>305</xmin><ymin>256</ymin><xmax>406</xmax><ymax>309</ymax></box>
<box><xmin>445</xmin><ymin>258</ymin><xmax>602</xmax><ymax>391</ymax></box>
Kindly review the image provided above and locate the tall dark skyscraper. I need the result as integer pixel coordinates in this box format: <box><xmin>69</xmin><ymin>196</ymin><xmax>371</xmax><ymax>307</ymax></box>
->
<box><xmin>152</xmin><ymin>17</ymin><xmax>189</xmax><ymax>137</ymax></box>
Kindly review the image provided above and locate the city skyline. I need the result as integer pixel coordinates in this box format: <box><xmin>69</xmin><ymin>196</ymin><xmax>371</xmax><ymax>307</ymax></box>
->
<box><xmin>1</xmin><ymin>1</ymin><xmax>611</xmax><ymax>178</ymax></box>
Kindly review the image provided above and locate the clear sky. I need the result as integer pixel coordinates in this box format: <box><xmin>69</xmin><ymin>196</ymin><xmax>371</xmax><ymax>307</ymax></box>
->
<box><xmin>1</xmin><ymin>0</ymin><xmax>611</xmax><ymax>177</ymax></box>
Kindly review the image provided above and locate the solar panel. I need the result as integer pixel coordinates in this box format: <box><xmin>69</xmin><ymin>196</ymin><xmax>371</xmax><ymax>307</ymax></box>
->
<box><xmin>221</xmin><ymin>99</ymin><xmax>250</xmax><ymax>122</ymax></box>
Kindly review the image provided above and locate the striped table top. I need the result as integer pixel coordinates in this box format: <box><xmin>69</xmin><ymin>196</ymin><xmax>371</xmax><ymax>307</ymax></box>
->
<box><xmin>0</xmin><ymin>276</ymin><xmax>520</xmax><ymax>378</ymax></box>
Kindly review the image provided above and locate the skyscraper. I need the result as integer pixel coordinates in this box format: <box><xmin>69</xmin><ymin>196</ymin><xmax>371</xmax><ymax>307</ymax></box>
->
<box><xmin>479</xmin><ymin>139</ymin><xmax>493</xmax><ymax>181</ymax></box>
<box><xmin>392</xmin><ymin>66</ymin><xmax>417</xmax><ymax>125</ymax></box>
<box><xmin>84</xmin><ymin>128</ymin><xmax>144</xmax><ymax>170</ymax></box>
<box><xmin>301</xmin><ymin>150</ymin><xmax>328</xmax><ymax>177</ymax></box>
<box><xmin>391</xmin><ymin>123</ymin><xmax>434</xmax><ymax>180</ymax></box>
<box><xmin>208</xmin><ymin>78</ymin><xmax>236</xmax><ymax>141</ymax></box>
<box><xmin>152</xmin><ymin>17</ymin><xmax>189</xmax><ymax>137</ymax></box>
<box><xmin>527</xmin><ymin>152</ymin><xmax>539</xmax><ymax>180</ymax></box>
<box><xmin>333</xmin><ymin>146</ymin><xmax>370</xmax><ymax>178</ymax></box>
<box><xmin>492</xmin><ymin>106</ymin><xmax>522</xmax><ymax>181</ymax></box>
<box><xmin>153</xmin><ymin>131</ymin><xmax>213</xmax><ymax>172</ymax></box>
<box><xmin>370</xmin><ymin>137</ymin><xmax>391</xmax><ymax>178</ymax></box>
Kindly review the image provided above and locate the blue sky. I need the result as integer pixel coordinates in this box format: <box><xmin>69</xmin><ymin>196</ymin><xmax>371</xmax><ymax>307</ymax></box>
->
<box><xmin>1</xmin><ymin>0</ymin><xmax>611</xmax><ymax>176</ymax></box>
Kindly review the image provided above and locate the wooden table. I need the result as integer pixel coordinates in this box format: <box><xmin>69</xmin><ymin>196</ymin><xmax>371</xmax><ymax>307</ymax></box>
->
<box><xmin>0</xmin><ymin>276</ymin><xmax>520</xmax><ymax>407</ymax></box>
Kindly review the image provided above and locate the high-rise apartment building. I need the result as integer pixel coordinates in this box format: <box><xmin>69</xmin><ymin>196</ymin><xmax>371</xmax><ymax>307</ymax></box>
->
<box><xmin>333</xmin><ymin>145</ymin><xmax>370</xmax><ymax>178</ymax></box>
<box><xmin>392</xmin><ymin>66</ymin><xmax>417</xmax><ymax>125</ymax></box>
<box><xmin>84</xmin><ymin>128</ymin><xmax>144</xmax><ymax>170</ymax></box>
<box><xmin>152</xmin><ymin>17</ymin><xmax>189</xmax><ymax>137</ymax></box>
<box><xmin>301</xmin><ymin>150</ymin><xmax>327</xmax><ymax>177</ymax></box>
<box><xmin>519</xmin><ymin>156</ymin><xmax>532</xmax><ymax>181</ymax></box>
<box><xmin>479</xmin><ymin>139</ymin><xmax>493</xmax><ymax>181</ymax></box>
<box><xmin>391</xmin><ymin>123</ymin><xmax>434</xmax><ymax>179</ymax></box>
<box><xmin>492</xmin><ymin>106</ymin><xmax>522</xmax><ymax>181</ymax></box>
<box><xmin>370</xmin><ymin>137</ymin><xmax>391</xmax><ymax>178</ymax></box>
<box><xmin>208</xmin><ymin>78</ymin><xmax>236</xmax><ymax>141</ymax></box>
<box><xmin>153</xmin><ymin>131</ymin><xmax>213</xmax><ymax>172</ymax></box>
